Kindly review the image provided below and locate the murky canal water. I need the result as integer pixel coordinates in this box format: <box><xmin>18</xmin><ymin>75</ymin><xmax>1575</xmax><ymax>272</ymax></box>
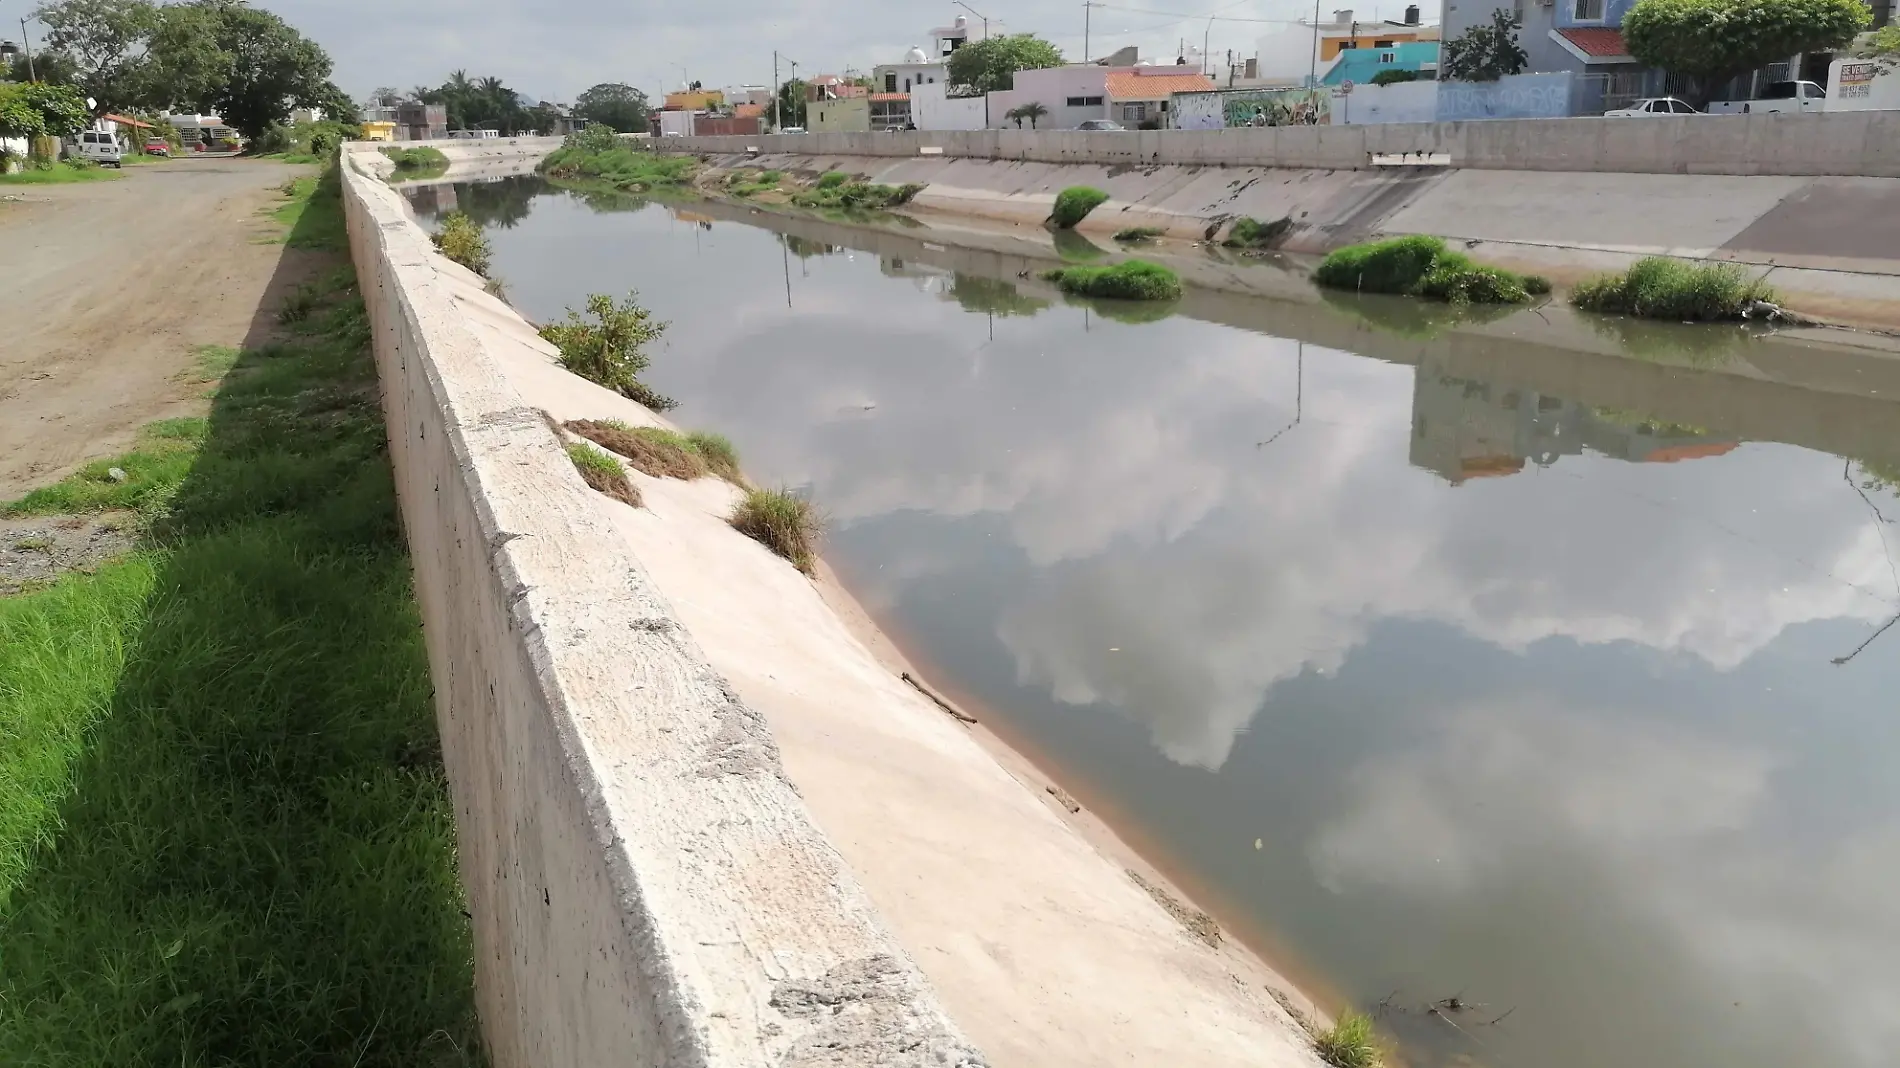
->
<box><xmin>413</xmin><ymin>177</ymin><xmax>1900</xmax><ymax>1068</ymax></box>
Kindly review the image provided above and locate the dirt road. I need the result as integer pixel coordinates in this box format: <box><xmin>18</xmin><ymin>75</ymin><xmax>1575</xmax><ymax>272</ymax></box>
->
<box><xmin>0</xmin><ymin>158</ymin><xmax>312</xmax><ymax>500</ymax></box>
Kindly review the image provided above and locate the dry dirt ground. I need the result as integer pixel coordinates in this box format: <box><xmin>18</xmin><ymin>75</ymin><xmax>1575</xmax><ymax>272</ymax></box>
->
<box><xmin>0</xmin><ymin>158</ymin><xmax>312</xmax><ymax>501</ymax></box>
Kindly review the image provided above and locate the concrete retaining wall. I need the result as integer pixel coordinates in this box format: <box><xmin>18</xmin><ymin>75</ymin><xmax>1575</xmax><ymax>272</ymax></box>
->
<box><xmin>659</xmin><ymin>110</ymin><xmax>1900</xmax><ymax>177</ymax></box>
<box><xmin>338</xmin><ymin>144</ymin><xmax>983</xmax><ymax>1068</ymax></box>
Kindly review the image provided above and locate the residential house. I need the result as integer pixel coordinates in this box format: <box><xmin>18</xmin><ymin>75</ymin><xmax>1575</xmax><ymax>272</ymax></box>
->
<box><xmin>874</xmin><ymin>47</ymin><xmax>948</xmax><ymax>95</ymax></box>
<box><xmin>1106</xmin><ymin>66</ymin><xmax>1218</xmax><ymax>127</ymax></box>
<box><xmin>986</xmin><ymin>65</ymin><xmax>1119</xmax><ymax>129</ymax></box>
<box><xmin>1322</xmin><ymin>39</ymin><xmax>1439</xmax><ymax>84</ymax></box>
<box><xmin>369</xmin><ymin>102</ymin><xmax>450</xmax><ymax>141</ymax></box>
<box><xmin>805</xmin><ymin>75</ymin><xmax>869</xmax><ymax>101</ymax></box>
<box><xmin>809</xmin><ymin>95</ymin><xmax>872</xmax><ymax>132</ymax></box>
<box><xmin>869</xmin><ymin>93</ymin><xmax>912</xmax><ymax>129</ymax></box>
<box><xmin>665</xmin><ymin>88</ymin><xmax>725</xmax><ymax>111</ymax></box>
<box><xmin>1257</xmin><ymin>7</ymin><xmax>1437</xmax><ymax>86</ymax></box>
<box><xmin>930</xmin><ymin>14</ymin><xmax>974</xmax><ymax>58</ymax></box>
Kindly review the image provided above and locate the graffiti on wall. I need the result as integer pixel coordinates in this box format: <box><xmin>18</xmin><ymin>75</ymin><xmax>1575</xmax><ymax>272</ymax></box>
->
<box><xmin>1174</xmin><ymin>88</ymin><xmax>1332</xmax><ymax>130</ymax></box>
<box><xmin>1435</xmin><ymin>72</ymin><xmax>1575</xmax><ymax>121</ymax></box>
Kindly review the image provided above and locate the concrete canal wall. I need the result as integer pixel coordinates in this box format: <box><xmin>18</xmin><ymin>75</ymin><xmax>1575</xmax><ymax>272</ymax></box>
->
<box><xmin>338</xmin><ymin>143</ymin><xmax>982</xmax><ymax>1068</ymax></box>
<box><xmin>660</xmin><ymin>111</ymin><xmax>1900</xmax><ymax>178</ymax></box>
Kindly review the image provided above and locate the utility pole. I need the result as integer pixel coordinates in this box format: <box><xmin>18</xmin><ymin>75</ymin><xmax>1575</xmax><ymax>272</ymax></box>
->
<box><xmin>773</xmin><ymin>51</ymin><xmax>780</xmax><ymax>131</ymax></box>
<box><xmin>1084</xmin><ymin>1</ymin><xmax>1094</xmax><ymax>63</ymax></box>
<box><xmin>21</xmin><ymin>17</ymin><xmax>37</xmax><ymax>82</ymax></box>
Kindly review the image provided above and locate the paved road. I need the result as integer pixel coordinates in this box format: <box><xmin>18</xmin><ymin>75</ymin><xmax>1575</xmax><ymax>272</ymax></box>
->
<box><xmin>0</xmin><ymin>158</ymin><xmax>310</xmax><ymax>500</ymax></box>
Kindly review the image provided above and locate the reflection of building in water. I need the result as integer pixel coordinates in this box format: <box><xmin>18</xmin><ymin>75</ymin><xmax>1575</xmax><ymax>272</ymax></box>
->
<box><xmin>879</xmin><ymin>255</ymin><xmax>953</xmax><ymax>294</ymax></box>
<box><xmin>401</xmin><ymin>183</ymin><xmax>459</xmax><ymax>216</ymax></box>
<box><xmin>1410</xmin><ymin>370</ymin><xmax>1737</xmax><ymax>485</ymax></box>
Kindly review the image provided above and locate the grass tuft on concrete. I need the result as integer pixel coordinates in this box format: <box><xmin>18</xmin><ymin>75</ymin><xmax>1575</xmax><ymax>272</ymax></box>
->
<box><xmin>1313</xmin><ymin>1012</ymin><xmax>1382</xmax><ymax>1068</ymax></box>
<box><xmin>565</xmin><ymin>421</ymin><xmax>745</xmax><ymax>485</ymax></box>
<box><xmin>1113</xmin><ymin>226</ymin><xmax>1165</xmax><ymax>243</ymax></box>
<box><xmin>431</xmin><ymin>211</ymin><xmax>492</xmax><ymax>277</ymax></box>
<box><xmin>729</xmin><ymin>488</ymin><xmax>819</xmax><ymax>574</ymax></box>
<box><xmin>381</xmin><ymin>146</ymin><xmax>449</xmax><ymax>171</ymax></box>
<box><xmin>1223</xmin><ymin>216</ymin><xmax>1292</xmax><ymax>249</ymax></box>
<box><xmin>1041</xmin><ymin>258</ymin><xmax>1182</xmax><ymax>301</ymax></box>
<box><xmin>1050</xmin><ymin>186</ymin><xmax>1109</xmax><ymax>229</ymax></box>
<box><xmin>790</xmin><ymin>179</ymin><xmax>924</xmax><ymax>211</ymax></box>
<box><xmin>1314</xmin><ymin>235</ymin><xmax>1532</xmax><ymax>306</ymax></box>
<box><xmin>1569</xmin><ymin>257</ymin><xmax>1773</xmax><ymax>321</ymax></box>
<box><xmin>566</xmin><ymin>441</ymin><xmax>641</xmax><ymax>506</ymax></box>
<box><xmin>685</xmin><ymin>431</ymin><xmax>742</xmax><ymax>483</ymax></box>
<box><xmin>0</xmin><ymin>162</ymin><xmax>481</xmax><ymax>1065</ymax></box>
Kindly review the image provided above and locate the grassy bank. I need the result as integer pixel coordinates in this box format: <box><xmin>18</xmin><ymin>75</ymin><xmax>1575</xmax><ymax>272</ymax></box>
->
<box><xmin>0</xmin><ymin>160</ymin><xmax>122</xmax><ymax>185</ymax></box>
<box><xmin>789</xmin><ymin>172</ymin><xmax>923</xmax><ymax>211</ymax></box>
<box><xmin>1571</xmin><ymin>257</ymin><xmax>1773</xmax><ymax>321</ymax></box>
<box><xmin>0</xmin><ymin>163</ymin><xmax>482</xmax><ymax>1065</ymax></box>
<box><xmin>540</xmin><ymin>125</ymin><xmax>697</xmax><ymax>193</ymax></box>
<box><xmin>1315</xmin><ymin>235</ymin><xmax>1546</xmax><ymax>306</ymax></box>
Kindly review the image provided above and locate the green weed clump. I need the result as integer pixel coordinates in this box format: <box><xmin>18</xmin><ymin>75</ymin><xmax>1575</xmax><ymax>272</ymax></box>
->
<box><xmin>1050</xmin><ymin>185</ymin><xmax>1109</xmax><ymax>229</ymax></box>
<box><xmin>566</xmin><ymin>442</ymin><xmax>640</xmax><ymax>506</ymax></box>
<box><xmin>1313</xmin><ymin>1012</ymin><xmax>1382</xmax><ymax>1068</ymax></box>
<box><xmin>430</xmin><ymin>211</ymin><xmax>492</xmax><ymax>277</ymax></box>
<box><xmin>1041</xmin><ymin>258</ymin><xmax>1183</xmax><ymax>301</ymax></box>
<box><xmin>790</xmin><ymin>179</ymin><xmax>924</xmax><ymax>210</ymax></box>
<box><xmin>817</xmin><ymin>170</ymin><xmax>850</xmax><ymax>189</ymax></box>
<box><xmin>381</xmin><ymin>145</ymin><xmax>449</xmax><ymax>171</ymax></box>
<box><xmin>726</xmin><ymin>169</ymin><xmax>784</xmax><ymax>197</ymax></box>
<box><xmin>729</xmin><ymin>488</ymin><xmax>820</xmax><ymax>574</ymax></box>
<box><xmin>0</xmin><ymin>161</ymin><xmax>481</xmax><ymax>1064</ymax></box>
<box><xmin>1114</xmin><ymin>226</ymin><xmax>1166</xmax><ymax>243</ymax></box>
<box><xmin>1314</xmin><ymin>235</ymin><xmax>1533</xmax><ymax>306</ymax></box>
<box><xmin>539</xmin><ymin>124</ymin><xmax>699</xmax><ymax>192</ymax></box>
<box><xmin>1569</xmin><ymin>256</ymin><xmax>1773</xmax><ymax>321</ymax></box>
<box><xmin>539</xmin><ymin>293</ymin><xmax>677</xmax><ymax>411</ymax></box>
<box><xmin>565</xmin><ymin>421</ymin><xmax>745</xmax><ymax>484</ymax></box>
<box><xmin>1223</xmin><ymin>216</ymin><xmax>1292</xmax><ymax>249</ymax></box>
<box><xmin>1524</xmin><ymin>274</ymin><xmax>1553</xmax><ymax>296</ymax></box>
<box><xmin>686</xmin><ymin>431</ymin><xmax>742</xmax><ymax>482</ymax></box>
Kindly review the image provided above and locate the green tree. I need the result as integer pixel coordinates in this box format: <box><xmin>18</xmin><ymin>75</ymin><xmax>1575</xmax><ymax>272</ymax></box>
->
<box><xmin>32</xmin><ymin>0</ymin><xmax>159</xmax><ymax>113</ymax></box>
<box><xmin>574</xmin><ymin>82</ymin><xmax>651</xmax><ymax>132</ymax></box>
<box><xmin>1873</xmin><ymin>25</ymin><xmax>1900</xmax><ymax>56</ymax></box>
<box><xmin>1624</xmin><ymin>0</ymin><xmax>1871</xmax><ymax>103</ymax></box>
<box><xmin>1441</xmin><ymin>9</ymin><xmax>1528</xmax><ymax>81</ymax></box>
<box><xmin>945</xmin><ymin>34</ymin><xmax>1064</xmax><ymax>95</ymax></box>
<box><xmin>5</xmin><ymin>49</ymin><xmax>84</xmax><ymax>85</ymax></box>
<box><xmin>174</xmin><ymin>1</ymin><xmax>337</xmax><ymax>137</ymax></box>
<box><xmin>773</xmin><ymin>77</ymin><xmax>807</xmax><ymax>128</ymax></box>
<box><xmin>0</xmin><ymin>81</ymin><xmax>92</xmax><ymax>152</ymax></box>
<box><xmin>1005</xmin><ymin>101</ymin><xmax>1049</xmax><ymax>128</ymax></box>
<box><xmin>1370</xmin><ymin>68</ymin><xmax>1419</xmax><ymax>85</ymax></box>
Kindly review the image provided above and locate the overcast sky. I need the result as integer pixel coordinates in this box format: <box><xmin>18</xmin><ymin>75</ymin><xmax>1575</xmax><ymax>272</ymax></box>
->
<box><xmin>175</xmin><ymin>0</ymin><xmax>1438</xmax><ymax>104</ymax></box>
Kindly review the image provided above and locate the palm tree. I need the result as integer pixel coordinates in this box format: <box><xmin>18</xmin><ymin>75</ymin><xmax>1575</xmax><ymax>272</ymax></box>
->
<box><xmin>1007</xmin><ymin>102</ymin><xmax>1050</xmax><ymax>129</ymax></box>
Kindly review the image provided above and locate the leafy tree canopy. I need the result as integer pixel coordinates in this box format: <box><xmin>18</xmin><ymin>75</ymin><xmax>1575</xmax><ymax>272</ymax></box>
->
<box><xmin>773</xmin><ymin>78</ymin><xmax>807</xmax><ymax>128</ymax></box>
<box><xmin>416</xmin><ymin>70</ymin><xmax>533</xmax><ymax>133</ymax></box>
<box><xmin>5</xmin><ymin>49</ymin><xmax>85</xmax><ymax>85</ymax></box>
<box><xmin>33</xmin><ymin>0</ymin><xmax>158</xmax><ymax>113</ymax></box>
<box><xmin>1370</xmin><ymin>68</ymin><xmax>1419</xmax><ymax>85</ymax></box>
<box><xmin>1624</xmin><ymin>0</ymin><xmax>1871</xmax><ymax>101</ymax></box>
<box><xmin>574</xmin><ymin>82</ymin><xmax>652</xmax><ymax>133</ymax></box>
<box><xmin>1441</xmin><ymin>9</ymin><xmax>1528</xmax><ymax>81</ymax></box>
<box><xmin>945</xmin><ymin>34</ymin><xmax>1064</xmax><ymax>95</ymax></box>
<box><xmin>0</xmin><ymin>80</ymin><xmax>92</xmax><ymax>138</ymax></box>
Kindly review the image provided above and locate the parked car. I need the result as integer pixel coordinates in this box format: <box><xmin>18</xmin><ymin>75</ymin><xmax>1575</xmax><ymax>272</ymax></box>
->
<box><xmin>1074</xmin><ymin>119</ymin><xmax>1126</xmax><ymax>131</ymax></box>
<box><xmin>71</xmin><ymin>130</ymin><xmax>124</xmax><ymax>167</ymax></box>
<box><xmin>1604</xmin><ymin>97</ymin><xmax>1702</xmax><ymax>117</ymax></box>
<box><xmin>142</xmin><ymin>138</ymin><xmax>171</xmax><ymax>157</ymax></box>
<box><xmin>1707</xmin><ymin>80</ymin><xmax>1826</xmax><ymax>115</ymax></box>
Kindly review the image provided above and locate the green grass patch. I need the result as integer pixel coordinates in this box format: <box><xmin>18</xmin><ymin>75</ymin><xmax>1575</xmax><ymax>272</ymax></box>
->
<box><xmin>431</xmin><ymin>211</ymin><xmax>492</xmax><ymax>277</ymax></box>
<box><xmin>1570</xmin><ymin>256</ymin><xmax>1773</xmax><ymax>321</ymax></box>
<box><xmin>381</xmin><ymin>146</ymin><xmax>449</xmax><ymax>171</ymax></box>
<box><xmin>566</xmin><ymin>441</ymin><xmax>640</xmax><ymax>506</ymax></box>
<box><xmin>817</xmin><ymin>170</ymin><xmax>850</xmax><ymax>189</ymax></box>
<box><xmin>1113</xmin><ymin>226</ymin><xmax>1166</xmax><ymax>243</ymax></box>
<box><xmin>269</xmin><ymin>167</ymin><xmax>347</xmax><ymax>251</ymax></box>
<box><xmin>726</xmin><ymin>169</ymin><xmax>784</xmax><ymax>197</ymax></box>
<box><xmin>1223</xmin><ymin>216</ymin><xmax>1291</xmax><ymax>249</ymax></box>
<box><xmin>0</xmin><ymin>161</ymin><xmax>481</xmax><ymax>1064</ymax></box>
<box><xmin>729</xmin><ymin>488</ymin><xmax>819</xmax><ymax>574</ymax></box>
<box><xmin>540</xmin><ymin>138</ymin><xmax>699</xmax><ymax>194</ymax></box>
<box><xmin>0</xmin><ymin>160</ymin><xmax>122</xmax><ymax>186</ymax></box>
<box><xmin>1050</xmin><ymin>186</ymin><xmax>1109</xmax><ymax>229</ymax></box>
<box><xmin>789</xmin><ymin>179</ymin><xmax>923</xmax><ymax>211</ymax></box>
<box><xmin>565</xmin><ymin>420</ymin><xmax>744</xmax><ymax>484</ymax></box>
<box><xmin>1314</xmin><ymin>235</ymin><xmax>1532</xmax><ymax>306</ymax></box>
<box><xmin>1313</xmin><ymin>1012</ymin><xmax>1381</xmax><ymax>1068</ymax></box>
<box><xmin>1041</xmin><ymin>258</ymin><xmax>1183</xmax><ymax>301</ymax></box>
<box><xmin>686</xmin><ymin>431</ymin><xmax>742</xmax><ymax>483</ymax></box>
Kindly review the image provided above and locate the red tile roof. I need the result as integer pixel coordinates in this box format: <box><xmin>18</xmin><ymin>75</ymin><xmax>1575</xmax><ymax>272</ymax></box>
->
<box><xmin>1105</xmin><ymin>70</ymin><xmax>1218</xmax><ymax>100</ymax></box>
<box><xmin>869</xmin><ymin>92</ymin><xmax>911</xmax><ymax>102</ymax></box>
<box><xmin>1557</xmin><ymin>27</ymin><xmax>1629</xmax><ymax>58</ymax></box>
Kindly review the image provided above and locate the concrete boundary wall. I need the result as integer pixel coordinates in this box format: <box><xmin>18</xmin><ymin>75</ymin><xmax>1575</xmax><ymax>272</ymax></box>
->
<box><xmin>338</xmin><ymin>144</ymin><xmax>983</xmax><ymax>1068</ymax></box>
<box><xmin>658</xmin><ymin>111</ymin><xmax>1900</xmax><ymax>177</ymax></box>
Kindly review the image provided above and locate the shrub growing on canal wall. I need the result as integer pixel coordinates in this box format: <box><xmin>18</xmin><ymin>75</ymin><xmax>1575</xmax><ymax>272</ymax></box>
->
<box><xmin>1050</xmin><ymin>186</ymin><xmax>1109</xmax><ymax>229</ymax></box>
<box><xmin>538</xmin><ymin>293</ymin><xmax>678</xmax><ymax>412</ymax></box>
<box><xmin>729</xmin><ymin>488</ymin><xmax>820</xmax><ymax>574</ymax></box>
<box><xmin>1313</xmin><ymin>1011</ymin><xmax>1382</xmax><ymax>1068</ymax></box>
<box><xmin>1569</xmin><ymin>256</ymin><xmax>1774</xmax><ymax>321</ymax></box>
<box><xmin>789</xmin><ymin>179</ymin><xmax>924</xmax><ymax>210</ymax></box>
<box><xmin>381</xmin><ymin>145</ymin><xmax>448</xmax><ymax>171</ymax></box>
<box><xmin>430</xmin><ymin>211</ymin><xmax>491</xmax><ymax>277</ymax></box>
<box><xmin>1314</xmin><ymin>235</ymin><xmax>1533</xmax><ymax>306</ymax></box>
<box><xmin>1041</xmin><ymin>259</ymin><xmax>1183</xmax><ymax>301</ymax></box>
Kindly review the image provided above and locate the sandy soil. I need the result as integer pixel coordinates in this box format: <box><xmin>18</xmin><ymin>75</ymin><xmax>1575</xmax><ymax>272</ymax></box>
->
<box><xmin>0</xmin><ymin>158</ymin><xmax>310</xmax><ymax>501</ymax></box>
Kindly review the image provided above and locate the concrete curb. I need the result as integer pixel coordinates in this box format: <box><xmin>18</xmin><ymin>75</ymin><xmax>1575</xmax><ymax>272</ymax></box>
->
<box><xmin>338</xmin><ymin>143</ymin><xmax>986</xmax><ymax>1068</ymax></box>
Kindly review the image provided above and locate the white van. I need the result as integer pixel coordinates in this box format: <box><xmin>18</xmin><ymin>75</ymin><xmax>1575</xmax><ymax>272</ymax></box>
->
<box><xmin>71</xmin><ymin>130</ymin><xmax>125</xmax><ymax>167</ymax></box>
<box><xmin>1706</xmin><ymin>80</ymin><xmax>1827</xmax><ymax>115</ymax></box>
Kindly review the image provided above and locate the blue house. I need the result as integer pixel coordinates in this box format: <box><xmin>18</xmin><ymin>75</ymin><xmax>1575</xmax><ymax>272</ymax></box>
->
<box><xmin>1322</xmin><ymin>40</ymin><xmax>1440</xmax><ymax>85</ymax></box>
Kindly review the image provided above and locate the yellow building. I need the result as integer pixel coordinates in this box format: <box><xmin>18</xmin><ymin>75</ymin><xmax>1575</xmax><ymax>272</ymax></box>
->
<box><xmin>360</xmin><ymin>120</ymin><xmax>397</xmax><ymax>142</ymax></box>
<box><xmin>809</xmin><ymin>96</ymin><xmax>870</xmax><ymax>132</ymax></box>
<box><xmin>664</xmin><ymin>89</ymin><xmax>726</xmax><ymax>111</ymax></box>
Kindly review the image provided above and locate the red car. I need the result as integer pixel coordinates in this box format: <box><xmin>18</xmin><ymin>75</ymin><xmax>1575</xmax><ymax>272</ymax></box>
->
<box><xmin>143</xmin><ymin>139</ymin><xmax>171</xmax><ymax>157</ymax></box>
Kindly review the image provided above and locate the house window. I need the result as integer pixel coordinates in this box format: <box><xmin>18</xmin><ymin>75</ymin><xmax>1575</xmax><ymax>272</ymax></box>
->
<box><xmin>1380</xmin><ymin>51</ymin><xmax>1396</xmax><ymax>63</ymax></box>
<box><xmin>1067</xmin><ymin>95</ymin><xmax>1105</xmax><ymax>106</ymax></box>
<box><xmin>904</xmin><ymin>77</ymin><xmax>912</xmax><ymax>92</ymax></box>
<box><xmin>885</xmin><ymin>73</ymin><xmax>897</xmax><ymax>92</ymax></box>
<box><xmin>1572</xmin><ymin>0</ymin><xmax>1604</xmax><ymax>19</ymax></box>
<box><xmin>1122</xmin><ymin>102</ymin><xmax>1147</xmax><ymax>121</ymax></box>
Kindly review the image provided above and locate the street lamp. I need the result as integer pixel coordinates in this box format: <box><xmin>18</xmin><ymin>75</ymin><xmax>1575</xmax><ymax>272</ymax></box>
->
<box><xmin>955</xmin><ymin>1</ymin><xmax>990</xmax><ymax>40</ymax></box>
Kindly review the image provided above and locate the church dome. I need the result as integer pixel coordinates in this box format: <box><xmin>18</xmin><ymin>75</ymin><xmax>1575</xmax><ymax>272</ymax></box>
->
<box><xmin>904</xmin><ymin>46</ymin><xmax>929</xmax><ymax>63</ymax></box>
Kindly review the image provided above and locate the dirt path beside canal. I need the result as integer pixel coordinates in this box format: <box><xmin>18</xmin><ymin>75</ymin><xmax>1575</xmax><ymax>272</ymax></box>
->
<box><xmin>0</xmin><ymin>158</ymin><xmax>310</xmax><ymax>501</ymax></box>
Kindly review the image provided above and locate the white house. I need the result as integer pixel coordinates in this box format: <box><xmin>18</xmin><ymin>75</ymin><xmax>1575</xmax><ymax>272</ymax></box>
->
<box><xmin>912</xmin><ymin>81</ymin><xmax>987</xmax><ymax>130</ymax></box>
<box><xmin>873</xmin><ymin>47</ymin><xmax>948</xmax><ymax>96</ymax></box>
<box><xmin>987</xmin><ymin>65</ymin><xmax>1123</xmax><ymax>129</ymax></box>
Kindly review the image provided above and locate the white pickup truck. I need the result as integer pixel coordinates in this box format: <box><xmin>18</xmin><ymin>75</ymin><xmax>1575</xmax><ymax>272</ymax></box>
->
<box><xmin>1706</xmin><ymin>80</ymin><xmax>1827</xmax><ymax>115</ymax></box>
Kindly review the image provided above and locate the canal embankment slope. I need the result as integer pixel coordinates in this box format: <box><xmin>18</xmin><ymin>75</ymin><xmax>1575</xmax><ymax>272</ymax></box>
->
<box><xmin>340</xmin><ymin>141</ymin><xmax>1328</xmax><ymax>1067</ymax></box>
<box><xmin>663</xmin><ymin>118</ymin><xmax>1900</xmax><ymax>330</ymax></box>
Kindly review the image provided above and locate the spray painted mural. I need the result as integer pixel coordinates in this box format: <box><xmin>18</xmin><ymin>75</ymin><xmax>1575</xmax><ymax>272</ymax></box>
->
<box><xmin>1173</xmin><ymin>89</ymin><xmax>1332</xmax><ymax>130</ymax></box>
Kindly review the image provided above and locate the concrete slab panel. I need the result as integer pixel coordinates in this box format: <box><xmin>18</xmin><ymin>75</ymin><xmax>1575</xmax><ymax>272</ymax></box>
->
<box><xmin>1719</xmin><ymin>177</ymin><xmax>1900</xmax><ymax>268</ymax></box>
